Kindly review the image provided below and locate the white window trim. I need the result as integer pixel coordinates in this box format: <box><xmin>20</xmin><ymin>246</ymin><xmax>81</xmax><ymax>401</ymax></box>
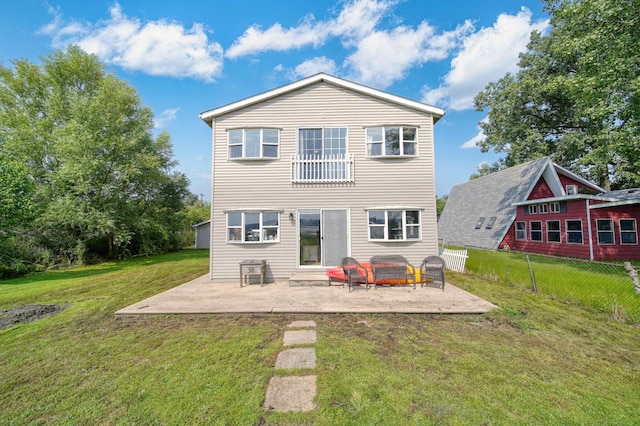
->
<box><xmin>539</xmin><ymin>203</ymin><xmax>548</xmax><ymax>214</ymax></box>
<box><xmin>596</xmin><ymin>219</ymin><xmax>615</xmax><ymax>245</ymax></box>
<box><xmin>550</xmin><ymin>202</ymin><xmax>560</xmax><ymax>213</ymax></box>
<box><xmin>516</xmin><ymin>221</ymin><xmax>527</xmax><ymax>241</ymax></box>
<box><xmin>546</xmin><ymin>220</ymin><xmax>561</xmax><ymax>243</ymax></box>
<box><xmin>566</xmin><ymin>184</ymin><xmax>578</xmax><ymax>195</ymax></box>
<box><xmin>365</xmin><ymin>126</ymin><xmax>418</xmax><ymax>158</ymax></box>
<box><xmin>367</xmin><ymin>209</ymin><xmax>421</xmax><ymax>242</ymax></box>
<box><xmin>226</xmin><ymin>211</ymin><xmax>280</xmax><ymax>244</ymax></box>
<box><xmin>619</xmin><ymin>218</ymin><xmax>638</xmax><ymax>245</ymax></box>
<box><xmin>530</xmin><ymin>221</ymin><xmax>543</xmax><ymax>242</ymax></box>
<box><xmin>228</xmin><ymin>128</ymin><xmax>280</xmax><ymax>160</ymax></box>
<box><xmin>565</xmin><ymin>219</ymin><xmax>583</xmax><ymax>244</ymax></box>
<box><xmin>528</xmin><ymin>205</ymin><xmax>538</xmax><ymax>215</ymax></box>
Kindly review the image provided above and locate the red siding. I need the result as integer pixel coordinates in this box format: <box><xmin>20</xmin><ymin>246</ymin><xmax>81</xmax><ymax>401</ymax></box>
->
<box><xmin>558</xmin><ymin>174</ymin><xmax>599</xmax><ymax>194</ymax></box>
<box><xmin>502</xmin><ymin>199</ymin><xmax>640</xmax><ymax>260</ymax></box>
<box><xmin>527</xmin><ymin>178</ymin><xmax>554</xmax><ymax>200</ymax></box>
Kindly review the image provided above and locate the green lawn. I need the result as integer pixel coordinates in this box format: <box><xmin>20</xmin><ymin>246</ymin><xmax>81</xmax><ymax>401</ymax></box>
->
<box><xmin>1</xmin><ymin>250</ymin><xmax>639</xmax><ymax>424</ymax></box>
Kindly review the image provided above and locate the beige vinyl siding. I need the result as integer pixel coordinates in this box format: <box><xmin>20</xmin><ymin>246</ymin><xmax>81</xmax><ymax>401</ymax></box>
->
<box><xmin>209</xmin><ymin>82</ymin><xmax>438</xmax><ymax>282</ymax></box>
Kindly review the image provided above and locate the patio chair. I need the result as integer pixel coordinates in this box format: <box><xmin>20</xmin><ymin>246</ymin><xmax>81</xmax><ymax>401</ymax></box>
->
<box><xmin>341</xmin><ymin>257</ymin><xmax>370</xmax><ymax>292</ymax></box>
<box><xmin>420</xmin><ymin>255</ymin><xmax>445</xmax><ymax>290</ymax></box>
<box><xmin>370</xmin><ymin>255</ymin><xmax>416</xmax><ymax>289</ymax></box>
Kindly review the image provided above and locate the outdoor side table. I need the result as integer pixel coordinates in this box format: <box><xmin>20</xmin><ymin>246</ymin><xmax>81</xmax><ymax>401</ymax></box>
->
<box><xmin>239</xmin><ymin>259</ymin><xmax>266</xmax><ymax>287</ymax></box>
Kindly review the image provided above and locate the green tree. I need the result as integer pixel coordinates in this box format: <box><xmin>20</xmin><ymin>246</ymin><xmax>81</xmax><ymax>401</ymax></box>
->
<box><xmin>474</xmin><ymin>0</ymin><xmax>640</xmax><ymax>189</ymax></box>
<box><xmin>0</xmin><ymin>46</ymin><xmax>189</xmax><ymax>265</ymax></box>
<box><xmin>436</xmin><ymin>195</ymin><xmax>448</xmax><ymax>216</ymax></box>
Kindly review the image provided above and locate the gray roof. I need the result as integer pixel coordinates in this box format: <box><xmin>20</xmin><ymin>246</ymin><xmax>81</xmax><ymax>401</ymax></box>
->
<box><xmin>600</xmin><ymin>188</ymin><xmax>640</xmax><ymax>201</ymax></box>
<box><xmin>437</xmin><ymin>157</ymin><xmax>550</xmax><ymax>249</ymax></box>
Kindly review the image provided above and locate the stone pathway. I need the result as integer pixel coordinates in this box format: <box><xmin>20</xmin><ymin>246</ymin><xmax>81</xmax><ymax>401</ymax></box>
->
<box><xmin>263</xmin><ymin>320</ymin><xmax>317</xmax><ymax>412</ymax></box>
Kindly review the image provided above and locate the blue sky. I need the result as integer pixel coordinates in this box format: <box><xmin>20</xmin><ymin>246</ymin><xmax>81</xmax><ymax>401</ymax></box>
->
<box><xmin>0</xmin><ymin>0</ymin><xmax>549</xmax><ymax>200</ymax></box>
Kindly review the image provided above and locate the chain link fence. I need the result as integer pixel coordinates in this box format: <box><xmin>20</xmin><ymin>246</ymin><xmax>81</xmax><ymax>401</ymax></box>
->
<box><xmin>463</xmin><ymin>248</ymin><xmax>640</xmax><ymax>323</ymax></box>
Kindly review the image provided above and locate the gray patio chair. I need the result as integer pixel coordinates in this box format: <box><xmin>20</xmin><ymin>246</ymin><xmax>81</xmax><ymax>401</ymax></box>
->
<box><xmin>369</xmin><ymin>255</ymin><xmax>416</xmax><ymax>289</ymax></box>
<box><xmin>420</xmin><ymin>255</ymin><xmax>445</xmax><ymax>290</ymax></box>
<box><xmin>341</xmin><ymin>257</ymin><xmax>370</xmax><ymax>292</ymax></box>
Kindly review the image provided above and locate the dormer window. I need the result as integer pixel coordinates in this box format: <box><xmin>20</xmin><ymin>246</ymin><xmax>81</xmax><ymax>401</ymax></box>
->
<box><xmin>566</xmin><ymin>184</ymin><xmax>578</xmax><ymax>195</ymax></box>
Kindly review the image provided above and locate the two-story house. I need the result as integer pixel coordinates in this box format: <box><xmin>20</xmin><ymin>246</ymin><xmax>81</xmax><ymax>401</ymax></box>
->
<box><xmin>199</xmin><ymin>73</ymin><xmax>445</xmax><ymax>282</ymax></box>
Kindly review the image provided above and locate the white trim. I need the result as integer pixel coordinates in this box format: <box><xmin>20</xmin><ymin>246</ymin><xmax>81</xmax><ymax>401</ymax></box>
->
<box><xmin>565</xmin><ymin>219</ymin><xmax>584</xmax><ymax>245</ymax></box>
<box><xmin>545</xmin><ymin>219</ymin><xmax>562</xmax><ymax>243</ymax></box>
<box><xmin>554</xmin><ymin>163</ymin><xmax>606</xmax><ymax>193</ymax></box>
<box><xmin>619</xmin><ymin>218</ymin><xmax>638</xmax><ymax>245</ymax></box>
<box><xmin>595</xmin><ymin>218</ymin><xmax>615</xmax><ymax>245</ymax></box>
<box><xmin>199</xmin><ymin>73</ymin><xmax>445</xmax><ymax>123</ymax></box>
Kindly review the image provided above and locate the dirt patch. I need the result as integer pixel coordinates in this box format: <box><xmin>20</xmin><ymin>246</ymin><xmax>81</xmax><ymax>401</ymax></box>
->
<box><xmin>0</xmin><ymin>304</ymin><xmax>66</xmax><ymax>331</ymax></box>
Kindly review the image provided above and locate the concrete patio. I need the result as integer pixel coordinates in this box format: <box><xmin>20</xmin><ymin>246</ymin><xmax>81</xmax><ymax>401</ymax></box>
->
<box><xmin>115</xmin><ymin>274</ymin><xmax>496</xmax><ymax>315</ymax></box>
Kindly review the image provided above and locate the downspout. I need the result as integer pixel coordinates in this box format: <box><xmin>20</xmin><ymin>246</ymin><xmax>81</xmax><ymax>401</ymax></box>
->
<box><xmin>586</xmin><ymin>199</ymin><xmax>594</xmax><ymax>261</ymax></box>
<box><xmin>210</xmin><ymin>119</ymin><xmax>216</xmax><ymax>281</ymax></box>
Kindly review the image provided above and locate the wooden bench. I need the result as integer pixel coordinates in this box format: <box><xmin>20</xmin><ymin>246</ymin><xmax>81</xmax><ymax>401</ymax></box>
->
<box><xmin>370</xmin><ymin>255</ymin><xmax>416</xmax><ymax>289</ymax></box>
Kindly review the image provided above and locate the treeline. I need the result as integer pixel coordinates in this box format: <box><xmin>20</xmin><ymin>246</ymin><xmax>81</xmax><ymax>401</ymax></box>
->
<box><xmin>0</xmin><ymin>47</ymin><xmax>207</xmax><ymax>278</ymax></box>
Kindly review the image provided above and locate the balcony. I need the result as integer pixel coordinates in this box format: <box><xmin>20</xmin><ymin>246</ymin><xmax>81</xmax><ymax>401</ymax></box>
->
<box><xmin>291</xmin><ymin>154</ymin><xmax>355</xmax><ymax>183</ymax></box>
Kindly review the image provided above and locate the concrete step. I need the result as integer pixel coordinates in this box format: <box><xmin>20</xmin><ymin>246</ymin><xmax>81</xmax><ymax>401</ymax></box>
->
<box><xmin>288</xmin><ymin>272</ymin><xmax>330</xmax><ymax>287</ymax></box>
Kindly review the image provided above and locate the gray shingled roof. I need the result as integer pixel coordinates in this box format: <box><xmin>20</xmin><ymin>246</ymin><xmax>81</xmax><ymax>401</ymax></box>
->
<box><xmin>437</xmin><ymin>157</ymin><xmax>550</xmax><ymax>249</ymax></box>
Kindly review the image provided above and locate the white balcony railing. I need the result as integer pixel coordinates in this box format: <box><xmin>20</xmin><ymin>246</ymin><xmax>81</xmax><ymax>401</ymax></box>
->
<box><xmin>291</xmin><ymin>154</ymin><xmax>355</xmax><ymax>183</ymax></box>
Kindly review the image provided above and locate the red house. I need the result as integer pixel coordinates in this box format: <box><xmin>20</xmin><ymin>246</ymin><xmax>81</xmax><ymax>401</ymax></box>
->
<box><xmin>438</xmin><ymin>157</ymin><xmax>640</xmax><ymax>261</ymax></box>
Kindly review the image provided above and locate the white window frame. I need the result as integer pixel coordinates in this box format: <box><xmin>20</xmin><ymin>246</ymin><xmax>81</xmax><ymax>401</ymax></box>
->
<box><xmin>596</xmin><ymin>219</ymin><xmax>615</xmax><ymax>245</ymax></box>
<box><xmin>539</xmin><ymin>204</ymin><xmax>548</xmax><ymax>214</ymax></box>
<box><xmin>516</xmin><ymin>221</ymin><xmax>527</xmax><ymax>241</ymax></box>
<box><xmin>530</xmin><ymin>221</ymin><xmax>543</xmax><ymax>242</ymax></box>
<box><xmin>619</xmin><ymin>218</ymin><xmax>638</xmax><ymax>245</ymax></box>
<box><xmin>566</xmin><ymin>184</ymin><xmax>578</xmax><ymax>195</ymax></box>
<box><xmin>228</xmin><ymin>128</ymin><xmax>279</xmax><ymax>159</ymax></box>
<box><xmin>550</xmin><ymin>202</ymin><xmax>560</xmax><ymax>213</ymax></box>
<box><xmin>566</xmin><ymin>219</ymin><xmax>583</xmax><ymax>244</ymax></box>
<box><xmin>528</xmin><ymin>205</ymin><xmax>538</xmax><ymax>215</ymax></box>
<box><xmin>368</xmin><ymin>209</ymin><xmax>420</xmax><ymax>241</ymax></box>
<box><xmin>365</xmin><ymin>126</ymin><xmax>418</xmax><ymax>157</ymax></box>
<box><xmin>226</xmin><ymin>211</ymin><xmax>280</xmax><ymax>244</ymax></box>
<box><xmin>546</xmin><ymin>220</ymin><xmax>561</xmax><ymax>243</ymax></box>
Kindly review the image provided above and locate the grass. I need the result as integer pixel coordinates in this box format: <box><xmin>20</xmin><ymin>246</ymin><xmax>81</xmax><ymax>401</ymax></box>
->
<box><xmin>1</xmin><ymin>250</ymin><xmax>639</xmax><ymax>424</ymax></box>
<box><xmin>466</xmin><ymin>248</ymin><xmax>640</xmax><ymax>323</ymax></box>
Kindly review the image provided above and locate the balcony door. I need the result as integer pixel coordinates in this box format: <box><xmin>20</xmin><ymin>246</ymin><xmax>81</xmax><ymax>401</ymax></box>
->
<box><xmin>297</xmin><ymin>128</ymin><xmax>347</xmax><ymax>180</ymax></box>
<box><xmin>298</xmin><ymin>209</ymin><xmax>349</xmax><ymax>267</ymax></box>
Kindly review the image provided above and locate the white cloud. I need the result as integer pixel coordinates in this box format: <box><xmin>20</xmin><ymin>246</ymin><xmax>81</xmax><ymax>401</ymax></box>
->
<box><xmin>153</xmin><ymin>108</ymin><xmax>179</xmax><ymax>129</ymax></box>
<box><xmin>422</xmin><ymin>8</ymin><xmax>549</xmax><ymax>110</ymax></box>
<box><xmin>289</xmin><ymin>57</ymin><xmax>338</xmax><ymax>79</ymax></box>
<box><xmin>226</xmin><ymin>0</ymin><xmax>393</xmax><ymax>59</ymax></box>
<box><xmin>345</xmin><ymin>20</ymin><xmax>472</xmax><ymax>88</ymax></box>
<box><xmin>40</xmin><ymin>3</ymin><xmax>224</xmax><ymax>82</ymax></box>
<box><xmin>461</xmin><ymin>129</ymin><xmax>485</xmax><ymax>149</ymax></box>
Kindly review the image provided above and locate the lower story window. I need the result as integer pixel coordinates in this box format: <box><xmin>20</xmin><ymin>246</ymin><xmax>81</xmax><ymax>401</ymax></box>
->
<box><xmin>516</xmin><ymin>221</ymin><xmax>526</xmax><ymax>240</ymax></box>
<box><xmin>227</xmin><ymin>211</ymin><xmax>279</xmax><ymax>243</ymax></box>
<box><xmin>566</xmin><ymin>220</ymin><xmax>583</xmax><ymax>244</ymax></box>
<box><xmin>368</xmin><ymin>209</ymin><xmax>420</xmax><ymax>241</ymax></box>
<box><xmin>597</xmin><ymin>219</ymin><xmax>614</xmax><ymax>245</ymax></box>
<box><xmin>530</xmin><ymin>221</ymin><xmax>542</xmax><ymax>241</ymax></box>
<box><xmin>620</xmin><ymin>219</ymin><xmax>638</xmax><ymax>244</ymax></box>
<box><xmin>547</xmin><ymin>220</ymin><xmax>561</xmax><ymax>242</ymax></box>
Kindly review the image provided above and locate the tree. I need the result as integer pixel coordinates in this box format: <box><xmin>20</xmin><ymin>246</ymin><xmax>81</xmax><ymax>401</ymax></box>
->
<box><xmin>0</xmin><ymin>46</ymin><xmax>189</xmax><ymax>265</ymax></box>
<box><xmin>469</xmin><ymin>161</ymin><xmax>504</xmax><ymax>180</ymax></box>
<box><xmin>474</xmin><ymin>0</ymin><xmax>640</xmax><ymax>190</ymax></box>
<box><xmin>436</xmin><ymin>195</ymin><xmax>448</xmax><ymax>216</ymax></box>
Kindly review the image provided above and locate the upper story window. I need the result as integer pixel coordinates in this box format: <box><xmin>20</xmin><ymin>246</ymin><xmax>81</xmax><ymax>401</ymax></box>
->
<box><xmin>227</xmin><ymin>211</ymin><xmax>280</xmax><ymax>243</ymax></box>
<box><xmin>539</xmin><ymin>204</ymin><xmax>548</xmax><ymax>214</ymax></box>
<box><xmin>228</xmin><ymin>128</ymin><xmax>279</xmax><ymax>159</ymax></box>
<box><xmin>368</xmin><ymin>209</ymin><xmax>420</xmax><ymax>241</ymax></box>
<box><xmin>528</xmin><ymin>205</ymin><xmax>538</xmax><ymax>215</ymax></box>
<box><xmin>366</xmin><ymin>126</ymin><xmax>417</xmax><ymax>157</ymax></box>
<box><xmin>620</xmin><ymin>219</ymin><xmax>638</xmax><ymax>245</ymax></box>
<box><xmin>566</xmin><ymin>184</ymin><xmax>578</xmax><ymax>195</ymax></box>
<box><xmin>550</xmin><ymin>202</ymin><xmax>561</xmax><ymax>213</ymax></box>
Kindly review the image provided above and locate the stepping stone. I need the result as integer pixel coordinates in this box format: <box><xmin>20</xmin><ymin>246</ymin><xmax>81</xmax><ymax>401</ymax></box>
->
<box><xmin>287</xmin><ymin>320</ymin><xmax>316</xmax><ymax>328</ymax></box>
<box><xmin>283</xmin><ymin>329</ymin><xmax>316</xmax><ymax>346</ymax></box>
<box><xmin>264</xmin><ymin>375</ymin><xmax>317</xmax><ymax>412</ymax></box>
<box><xmin>275</xmin><ymin>348</ymin><xmax>316</xmax><ymax>369</ymax></box>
